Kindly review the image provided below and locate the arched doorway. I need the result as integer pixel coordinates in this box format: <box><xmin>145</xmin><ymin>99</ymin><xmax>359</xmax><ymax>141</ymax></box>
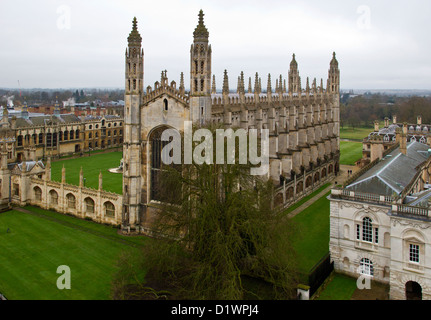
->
<box><xmin>405</xmin><ymin>281</ymin><xmax>422</xmax><ymax>300</ymax></box>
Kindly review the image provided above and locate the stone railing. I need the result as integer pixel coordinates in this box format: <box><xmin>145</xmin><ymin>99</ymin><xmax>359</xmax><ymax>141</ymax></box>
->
<box><xmin>393</xmin><ymin>204</ymin><xmax>429</xmax><ymax>218</ymax></box>
<box><xmin>331</xmin><ymin>189</ymin><xmax>394</xmax><ymax>206</ymax></box>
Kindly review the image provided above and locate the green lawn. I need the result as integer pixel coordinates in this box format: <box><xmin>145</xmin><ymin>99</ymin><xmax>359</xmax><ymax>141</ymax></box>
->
<box><xmin>281</xmin><ymin>183</ymin><xmax>330</xmax><ymax>215</ymax></box>
<box><xmin>315</xmin><ymin>273</ymin><xmax>357</xmax><ymax>300</ymax></box>
<box><xmin>0</xmin><ymin>207</ymin><xmax>147</xmax><ymax>300</ymax></box>
<box><xmin>291</xmin><ymin>192</ymin><xmax>331</xmax><ymax>274</ymax></box>
<box><xmin>340</xmin><ymin>126</ymin><xmax>372</xmax><ymax>141</ymax></box>
<box><xmin>51</xmin><ymin>151</ymin><xmax>123</xmax><ymax>194</ymax></box>
<box><xmin>340</xmin><ymin>141</ymin><xmax>363</xmax><ymax>166</ymax></box>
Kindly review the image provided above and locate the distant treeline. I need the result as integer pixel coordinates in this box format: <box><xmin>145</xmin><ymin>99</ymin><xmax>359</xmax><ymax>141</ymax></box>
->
<box><xmin>0</xmin><ymin>88</ymin><xmax>125</xmax><ymax>106</ymax></box>
<box><xmin>340</xmin><ymin>93</ymin><xmax>431</xmax><ymax>128</ymax></box>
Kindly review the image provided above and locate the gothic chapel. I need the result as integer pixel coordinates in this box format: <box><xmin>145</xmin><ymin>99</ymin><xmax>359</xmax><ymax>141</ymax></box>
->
<box><xmin>122</xmin><ymin>10</ymin><xmax>341</xmax><ymax>233</ymax></box>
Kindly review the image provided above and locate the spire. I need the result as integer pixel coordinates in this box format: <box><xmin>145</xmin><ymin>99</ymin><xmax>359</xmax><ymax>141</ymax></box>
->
<box><xmin>127</xmin><ymin>17</ymin><xmax>142</xmax><ymax>45</ymax></box>
<box><xmin>54</xmin><ymin>96</ymin><xmax>60</xmax><ymax>116</ymax></box>
<box><xmin>79</xmin><ymin>167</ymin><xmax>84</xmax><ymax>187</ymax></box>
<box><xmin>61</xmin><ymin>164</ymin><xmax>66</xmax><ymax>184</ymax></box>
<box><xmin>279</xmin><ymin>74</ymin><xmax>283</xmax><ymax>93</ymax></box>
<box><xmin>290</xmin><ymin>53</ymin><xmax>298</xmax><ymax>69</ymax></box>
<box><xmin>99</xmin><ymin>170</ymin><xmax>103</xmax><ymax>191</ymax></box>
<box><xmin>248</xmin><ymin>77</ymin><xmax>252</xmax><ymax>93</ymax></box>
<box><xmin>330</xmin><ymin>52</ymin><xmax>338</xmax><ymax>68</ymax></box>
<box><xmin>222</xmin><ymin>70</ymin><xmax>229</xmax><ymax>95</ymax></box>
<box><xmin>22</xmin><ymin>98</ymin><xmax>29</xmax><ymax>119</ymax></box>
<box><xmin>267</xmin><ymin>74</ymin><xmax>272</xmax><ymax>94</ymax></box>
<box><xmin>211</xmin><ymin>74</ymin><xmax>216</xmax><ymax>94</ymax></box>
<box><xmin>179</xmin><ymin>72</ymin><xmax>185</xmax><ymax>95</ymax></box>
<box><xmin>306</xmin><ymin>77</ymin><xmax>310</xmax><ymax>93</ymax></box>
<box><xmin>254</xmin><ymin>73</ymin><xmax>260</xmax><ymax>94</ymax></box>
<box><xmin>193</xmin><ymin>9</ymin><xmax>209</xmax><ymax>42</ymax></box>
<box><xmin>238</xmin><ymin>71</ymin><xmax>245</xmax><ymax>94</ymax></box>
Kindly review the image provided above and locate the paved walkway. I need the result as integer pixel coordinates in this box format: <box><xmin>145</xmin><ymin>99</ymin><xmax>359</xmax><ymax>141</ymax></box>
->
<box><xmin>286</xmin><ymin>164</ymin><xmax>358</xmax><ymax>219</ymax></box>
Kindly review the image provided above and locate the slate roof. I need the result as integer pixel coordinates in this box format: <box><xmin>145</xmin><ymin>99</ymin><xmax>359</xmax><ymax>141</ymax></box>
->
<box><xmin>346</xmin><ymin>141</ymin><xmax>430</xmax><ymax>196</ymax></box>
<box><xmin>12</xmin><ymin>114</ymin><xmax>81</xmax><ymax>128</ymax></box>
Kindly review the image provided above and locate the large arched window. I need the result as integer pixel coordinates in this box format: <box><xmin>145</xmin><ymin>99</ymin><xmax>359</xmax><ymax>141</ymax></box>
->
<box><xmin>149</xmin><ymin>126</ymin><xmax>180</xmax><ymax>202</ymax></box>
<box><xmin>85</xmin><ymin>197</ymin><xmax>95</xmax><ymax>214</ymax></box>
<box><xmin>49</xmin><ymin>190</ymin><xmax>58</xmax><ymax>205</ymax></box>
<box><xmin>34</xmin><ymin>186</ymin><xmax>42</xmax><ymax>201</ymax></box>
<box><xmin>359</xmin><ymin>258</ymin><xmax>374</xmax><ymax>276</ymax></box>
<box><xmin>66</xmin><ymin>193</ymin><xmax>76</xmax><ymax>209</ymax></box>
<box><xmin>104</xmin><ymin>201</ymin><xmax>115</xmax><ymax>217</ymax></box>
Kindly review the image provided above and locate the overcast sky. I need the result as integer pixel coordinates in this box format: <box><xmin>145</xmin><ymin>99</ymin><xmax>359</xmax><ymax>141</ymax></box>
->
<box><xmin>1</xmin><ymin>0</ymin><xmax>430</xmax><ymax>90</ymax></box>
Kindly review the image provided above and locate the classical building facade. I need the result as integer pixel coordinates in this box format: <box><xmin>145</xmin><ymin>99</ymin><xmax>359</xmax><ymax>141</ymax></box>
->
<box><xmin>0</xmin><ymin>103</ymin><xmax>124</xmax><ymax>163</ymax></box>
<box><xmin>330</xmin><ymin>129</ymin><xmax>431</xmax><ymax>299</ymax></box>
<box><xmin>122</xmin><ymin>11</ymin><xmax>341</xmax><ymax>232</ymax></box>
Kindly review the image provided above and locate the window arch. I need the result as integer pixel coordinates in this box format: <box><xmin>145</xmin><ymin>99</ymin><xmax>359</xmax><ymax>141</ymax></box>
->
<box><xmin>359</xmin><ymin>258</ymin><xmax>374</xmax><ymax>276</ymax></box>
<box><xmin>66</xmin><ymin>193</ymin><xmax>76</xmax><ymax>209</ymax></box>
<box><xmin>34</xmin><ymin>186</ymin><xmax>42</xmax><ymax>201</ymax></box>
<box><xmin>104</xmin><ymin>201</ymin><xmax>115</xmax><ymax>217</ymax></box>
<box><xmin>356</xmin><ymin>217</ymin><xmax>379</xmax><ymax>244</ymax></box>
<box><xmin>84</xmin><ymin>197</ymin><xmax>95</xmax><ymax>214</ymax></box>
<box><xmin>49</xmin><ymin>189</ymin><xmax>58</xmax><ymax>205</ymax></box>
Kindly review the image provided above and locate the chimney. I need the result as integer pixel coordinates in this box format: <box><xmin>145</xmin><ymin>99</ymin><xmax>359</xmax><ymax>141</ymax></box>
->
<box><xmin>400</xmin><ymin>122</ymin><xmax>407</xmax><ymax>155</ymax></box>
<box><xmin>384</xmin><ymin>117</ymin><xmax>389</xmax><ymax>128</ymax></box>
<box><xmin>393</xmin><ymin>115</ymin><xmax>397</xmax><ymax>124</ymax></box>
<box><xmin>374</xmin><ymin>120</ymin><xmax>379</xmax><ymax>132</ymax></box>
<box><xmin>417</xmin><ymin>115</ymin><xmax>422</xmax><ymax>125</ymax></box>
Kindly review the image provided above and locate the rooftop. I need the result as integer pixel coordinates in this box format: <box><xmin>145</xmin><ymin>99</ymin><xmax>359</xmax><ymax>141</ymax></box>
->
<box><xmin>345</xmin><ymin>141</ymin><xmax>430</xmax><ymax>197</ymax></box>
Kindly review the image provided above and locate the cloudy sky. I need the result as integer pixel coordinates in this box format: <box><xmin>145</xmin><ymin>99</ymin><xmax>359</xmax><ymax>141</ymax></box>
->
<box><xmin>1</xmin><ymin>0</ymin><xmax>430</xmax><ymax>90</ymax></box>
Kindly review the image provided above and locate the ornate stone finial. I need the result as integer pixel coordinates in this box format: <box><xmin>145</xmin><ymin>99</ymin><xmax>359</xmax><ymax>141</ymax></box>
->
<box><xmin>306</xmin><ymin>77</ymin><xmax>310</xmax><ymax>93</ymax></box>
<box><xmin>179</xmin><ymin>72</ymin><xmax>185</xmax><ymax>90</ymax></box>
<box><xmin>211</xmin><ymin>74</ymin><xmax>216</xmax><ymax>94</ymax></box>
<box><xmin>99</xmin><ymin>170</ymin><xmax>103</xmax><ymax>190</ymax></box>
<box><xmin>62</xmin><ymin>164</ymin><xmax>66</xmax><ymax>184</ymax></box>
<box><xmin>267</xmin><ymin>74</ymin><xmax>272</xmax><ymax>94</ymax></box>
<box><xmin>128</xmin><ymin>17</ymin><xmax>142</xmax><ymax>45</ymax></box>
<box><xmin>193</xmin><ymin>9</ymin><xmax>209</xmax><ymax>42</ymax></box>
<box><xmin>248</xmin><ymin>77</ymin><xmax>252</xmax><ymax>93</ymax></box>
<box><xmin>290</xmin><ymin>53</ymin><xmax>298</xmax><ymax>69</ymax></box>
<box><xmin>254</xmin><ymin>73</ymin><xmax>260</xmax><ymax>94</ymax></box>
<box><xmin>222</xmin><ymin>70</ymin><xmax>229</xmax><ymax>95</ymax></box>
<box><xmin>330</xmin><ymin>51</ymin><xmax>338</xmax><ymax>67</ymax></box>
<box><xmin>238</xmin><ymin>71</ymin><xmax>245</xmax><ymax>94</ymax></box>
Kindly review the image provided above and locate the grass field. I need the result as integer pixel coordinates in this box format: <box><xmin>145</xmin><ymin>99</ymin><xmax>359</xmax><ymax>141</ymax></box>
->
<box><xmin>340</xmin><ymin>126</ymin><xmax>372</xmax><ymax>141</ymax></box>
<box><xmin>291</xmin><ymin>192</ymin><xmax>331</xmax><ymax>274</ymax></box>
<box><xmin>51</xmin><ymin>151</ymin><xmax>123</xmax><ymax>194</ymax></box>
<box><xmin>315</xmin><ymin>273</ymin><xmax>357</xmax><ymax>300</ymax></box>
<box><xmin>0</xmin><ymin>206</ymin><xmax>147</xmax><ymax>300</ymax></box>
<box><xmin>340</xmin><ymin>141</ymin><xmax>363</xmax><ymax>166</ymax></box>
<box><xmin>282</xmin><ymin>183</ymin><xmax>330</xmax><ymax>216</ymax></box>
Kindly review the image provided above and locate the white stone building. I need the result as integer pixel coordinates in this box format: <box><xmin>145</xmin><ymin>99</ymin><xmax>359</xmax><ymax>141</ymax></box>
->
<box><xmin>330</xmin><ymin>134</ymin><xmax>431</xmax><ymax>300</ymax></box>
